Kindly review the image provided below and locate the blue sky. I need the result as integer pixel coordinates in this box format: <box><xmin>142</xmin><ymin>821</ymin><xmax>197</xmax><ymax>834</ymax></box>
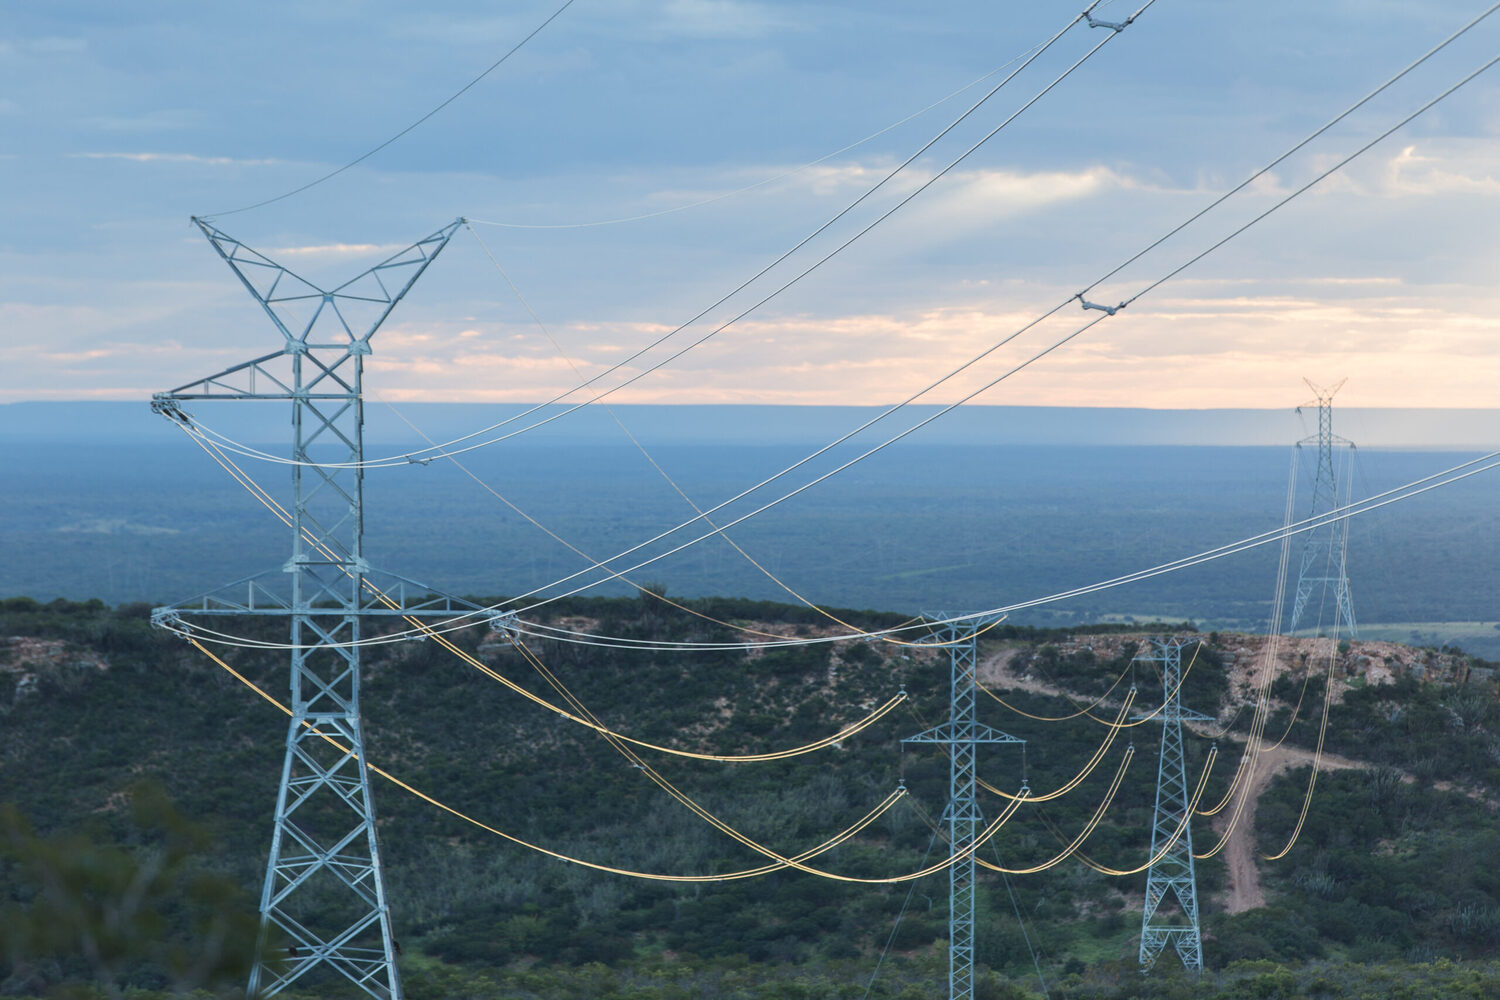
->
<box><xmin>3</xmin><ymin>0</ymin><xmax>1499</xmax><ymax>414</ymax></box>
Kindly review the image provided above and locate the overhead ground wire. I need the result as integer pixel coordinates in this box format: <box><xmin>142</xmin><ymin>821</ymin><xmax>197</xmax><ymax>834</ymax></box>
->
<box><xmin>980</xmin><ymin>642</ymin><xmax>1202</xmax><ymax>730</ymax></box>
<box><xmin>180</xmin><ymin>0</ymin><xmax>1498</xmax><ymax>499</ymax></box>
<box><xmin>185</xmin><ymin>1</ymin><xmax>1116</xmax><ymax>473</ymax></box>
<box><xmin>377</xmin><ymin>395</ymin><xmax>928</xmax><ymax>646</ymax></box>
<box><xmin>202</xmin><ymin>0</ymin><xmax>579</xmax><ymax>218</ymax></box>
<box><xmin>1193</xmin><ymin>451</ymin><xmax>1299</xmax><ymax>821</ymax></box>
<box><xmin>466</xmin><ymin>31</ymin><xmax>1063</xmax><ymax>230</ymax></box>
<box><xmin>1074</xmin><ymin>0</ymin><xmax>1500</xmax><ymax>301</ymax></box>
<box><xmin>192</xmin><ymin>593</ymin><xmax>1018</xmax><ymax>886</ymax></box>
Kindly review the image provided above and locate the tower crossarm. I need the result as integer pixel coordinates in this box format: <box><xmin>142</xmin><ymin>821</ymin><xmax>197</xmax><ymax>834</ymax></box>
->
<box><xmin>151</xmin><ymin>220</ymin><xmax>463</xmax><ymax>412</ymax></box>
<box><xmin>190</xmin><ymin>216</ymin><xmax>463</xmax><ymax>354</ymax></box>
<box><xmin>903</xmin><ymin>722</ymin><xmax>1025</xmax><ymax>746</ymax></box>
<box><xmin>152</xmin><ymin>568</ymin><xmax>489</xmax><ymax>619</ymax></box>
<box><xmin>1130</xmin><ymin>708</ymin><xmax>1215</xmax><ymax>724</ymax></box>
<box><xmin>155</xmin><ymin>219</ymin><xmax>464</xmax><ymax>1000</ymax></box>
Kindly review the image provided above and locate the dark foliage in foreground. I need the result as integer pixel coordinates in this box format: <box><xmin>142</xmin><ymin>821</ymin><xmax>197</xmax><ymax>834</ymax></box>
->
<box><xmin>2</xmin><ymin>596</ymin><xmax>1499</xmax><ymax>997</ymax></box>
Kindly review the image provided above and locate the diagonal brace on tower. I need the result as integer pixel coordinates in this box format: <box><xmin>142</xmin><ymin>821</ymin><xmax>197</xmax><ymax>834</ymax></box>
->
<box><xmin>151</xmin><ymin>218</ymin><xmax>469</xmax><ymax>1000</ymax></box>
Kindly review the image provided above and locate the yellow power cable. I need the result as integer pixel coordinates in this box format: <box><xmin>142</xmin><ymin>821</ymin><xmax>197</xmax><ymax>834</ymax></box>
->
<box><xmin>980</xmin><ymin>641</ymin><xmax>1202</xmax><ymax>730</ymax></box>
<box><xmin>1051</xmin><ymin>746</ymin><xmax>1218</xmax><ymax>877</ymax></box>
<box><xmin>1194</xmin><ymin>633</ymin><xmax>1289</xmax><ymax>818</ymax></box>
<box><xmin>462</xmin><ymin>223</ymin><xmax>957</xmax><ymax>648</ymax></box>
<box><xmin>501</xmin><ymin>632</ymin><xmax>1036</xmax><ymax>883</ymax></box>
<box><xmin>187</xmin><ymin>636</ymin><xmax>926</xmax><ymax>883</ymax></box>
<box><xmin>182</xmin><ymin>428</ymin><xmax>908</xmax><ymax>762</ymax></box>
<box><xmin>1193</xmin><ymin>642</ymin><xmax>1286</xmax><ymax>857</ymax></box>
<box><xmin>381</xmin><ymin>400</ymin><xmax>930</xmax><ymax>647</ymax></box>
<box><xmin>976</xmin><ymin>746</ymin><xmax>1133</xmax><ymax>875</ymax></box>
<box><xmin>977</xmin><ymin>687</ymin><xmax>1135</xmax><ymax>803</ymax></box>
<box><xmin>976</xmin><ymin>654</ymin><xmax>1133</xmax><ymax>722</ymax></box>
<box><xmin>1261</xmin><ymin>631</ymin><xmax>1341</xmax><ymax>861</ymax></box>
<box><xmin>179</xmin><ymin>432</ymin><xmax>1040</xmax><ymax>883</ymax></box>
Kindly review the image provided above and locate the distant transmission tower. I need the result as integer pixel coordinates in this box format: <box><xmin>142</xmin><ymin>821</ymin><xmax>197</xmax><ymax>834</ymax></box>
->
<box><xmin>1287</xmin><ymin>378</ymin><xmax>1357</xmax><ymax>637</ymax></box>
<box><xmin>1136</xmin><ymin>637</ymin><xmax>1209</xmax><ymax>974</ymax></box>
<box><xmin>151</xmin><ymin>218</ymin><xmax>472</xmax><ymax>1000</ymax></box>
<box><xmin>904</xmin><ymin>614</ymin><xmax>1023</xmax><ymax>1000</ymax></box>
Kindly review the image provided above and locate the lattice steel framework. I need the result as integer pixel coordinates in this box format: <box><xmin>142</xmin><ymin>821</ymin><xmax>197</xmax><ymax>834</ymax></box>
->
<box><xmin>1136</xmin><ymin>637</ymin><xmax>1210</xmax><ymax>974</ymax></box>
<box><xmin>1288</xmin><ymin>379</ymin><xmax>1358</xmax><ymax>637</ymax></box>
<box><xmin>904</xmin><ymin>614</ymin><xmax>1023</xmax><ymax>1000</ymax></box>
<box><xmin>151</xmin><ymin>217</ymin><xmax>464</xmax><ymax>1000</ymax></box>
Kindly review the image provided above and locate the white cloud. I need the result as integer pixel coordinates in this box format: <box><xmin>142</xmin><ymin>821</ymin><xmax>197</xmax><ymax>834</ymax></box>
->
<box><xmin>1385</xmin><ymin>143</ymin><xmax>1500</xmax><ymax>196</ymax></box>
<box><xmin>83</xmin><ymin>109</ymin><xmax>202</xmax><ymax>133</ymax></box>
<box><xmin>71</xmin><ymin>151</ymin><xmax>283</xmax><ymax>167</ymax></box>
<box><xmin>657</xmin><ymin>0</ymin><xmax>800</xmax><ymax>39</ymax></box>
<box><xmin>268</xmin><ymin>242</ymin><xmax>406</xmax><ymax>257</ymax></box>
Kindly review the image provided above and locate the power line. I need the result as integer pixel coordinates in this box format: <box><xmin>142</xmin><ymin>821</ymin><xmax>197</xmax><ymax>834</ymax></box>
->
<box><xmin>464</xmin><ymin>33</ymin><xmax>1057</xmax><ymax>230</ymax></box>
<box><xmin>202</xmin><ymin>0</ymin><xmax>579</xmax><ymax>218</ymax></box>
<box><xmin>180</xmin><ymin>1</ymin><xmax>1134</xmax><ymax>471</ymax></box>
<box><xmin>161</xmin><ymin>447</ymin><xmax>1500</xmax><ymax>652</ymax></box>
<box><xmin>163</xmin><ymin>15</ymin><xmax>1500</xmax><ymax>653</ymax></box>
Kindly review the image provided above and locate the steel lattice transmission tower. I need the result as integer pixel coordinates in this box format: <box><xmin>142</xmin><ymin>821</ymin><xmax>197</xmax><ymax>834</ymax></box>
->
<box><xmin>903</xmin><ymin>614</ymin><xmax>1023</xmax><ymax>1000</ymax></box>
<box><xmin>1287</xmin><ymin>378</ymin><xmax>1357</xmax><ymax>637</ymax></box>
<box><xmin>1136</xmin><ymin>637</ymin><xmax>1210</xmax><ymax>974</ymax></box>
<box><xmin>151</xmin><ymin>218</ymin><xmax>474</xmax><ymax>1000</ymax></box>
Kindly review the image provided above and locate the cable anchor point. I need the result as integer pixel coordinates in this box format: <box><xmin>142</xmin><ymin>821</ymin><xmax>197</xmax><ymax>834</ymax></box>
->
<box><xmin>151</xmin><ymin>397</ymin><xmax>194</xmax><ymax>427</ymax></box>
<box><xmin>1075</xmin><ymin>292</ymin><xmax>1124</xmax><ymax>316</ymax></box>
<box><xmin>1085</xmin><ymin>11</ymin><xmax>1134</xmax><ymax>32</ymax></box>
<box><xmin>488</xmin><ymin>612</ymin><xmax>521</xmax><ymax>644</ymax></box>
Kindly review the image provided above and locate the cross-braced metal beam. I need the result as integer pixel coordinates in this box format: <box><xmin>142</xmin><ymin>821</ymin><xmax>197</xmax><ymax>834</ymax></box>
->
<box><xmin>1136</xmin><ymin>637</ymin><xmax>1210</xmax><ymax>974</ymax></box>
<box><xmin>904</xmin><ymin>613</ymin><xmax>1023</xmax><ymax>1000</ymax></box>
<box><xmin>1288</xmin><ymin>379</ymin><xmax>1358</xmax><ymax>637</ymax></box>
<box><xmin>152</xmin><ymin>219</ymin><xmax>462</xmax><ymax>1000</ymax></box>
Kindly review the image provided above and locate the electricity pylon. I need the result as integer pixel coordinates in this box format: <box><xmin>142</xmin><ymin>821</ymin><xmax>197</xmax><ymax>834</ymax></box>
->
<box><xmin>1136</xmin><ymin>637</ymin><xmax>1210</xmax><ymax>974</ymax></box>
<box><xmin>1287</xmin><ymin>378</ymin><xmax>1357</xmax><ymax>637</ymax></box>
<box><xmin>904</xmin><ymin>613</ymin><xmax>1023</xmax><ymax>1000</ymax></box>
<box><xmin>151</xmin><ymin>218</ymin><xmax>472</xmax><ymax>1000</ymax></box>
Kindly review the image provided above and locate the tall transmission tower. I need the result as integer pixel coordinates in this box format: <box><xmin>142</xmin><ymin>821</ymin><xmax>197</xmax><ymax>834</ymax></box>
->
<box><xmin>151</xmin><ymin>218</ymin><xmax>472</xmax><ymax>1000</ymax></box>
<box><xmin>1287</xmin><ymin>378</ymin><xmax>1358</xmax><ymax>637</ymax></box>
<box><xmin>1136</xmin><ymin>637</ymin><xmax>1210</xmax><ymax>974</ymax></box>
<box><xmin>903</xmin><ymin>614</ymin><xmax>1023</xmax><ymax>1000</ymax></box>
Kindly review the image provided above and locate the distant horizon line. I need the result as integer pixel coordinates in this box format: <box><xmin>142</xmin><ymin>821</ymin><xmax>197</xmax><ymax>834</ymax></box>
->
<box><xmin>7</xmin><ymin>400</ymin><xmax>1500</xmax><ymax>412</ymax></box>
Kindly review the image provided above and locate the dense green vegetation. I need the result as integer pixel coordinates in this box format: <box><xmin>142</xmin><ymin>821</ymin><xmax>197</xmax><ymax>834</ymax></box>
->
<box><xmin>3</xmin><ymin>596</ymin><xmax>1499</xmax><ymax>998</ymax></box>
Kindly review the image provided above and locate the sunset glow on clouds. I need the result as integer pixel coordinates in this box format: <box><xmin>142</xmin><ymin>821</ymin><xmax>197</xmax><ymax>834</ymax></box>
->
<box><xmin>3</xmin><ymin>2</ymin><xmax>1499</xmax><ymax>418</ymax></box>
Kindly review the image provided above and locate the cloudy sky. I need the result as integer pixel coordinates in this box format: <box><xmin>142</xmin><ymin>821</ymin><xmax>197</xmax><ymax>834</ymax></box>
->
<box><xmin>4</xmin><ymin>0</ymin><xmax>1499</xmax><ymax>414</ymax></box>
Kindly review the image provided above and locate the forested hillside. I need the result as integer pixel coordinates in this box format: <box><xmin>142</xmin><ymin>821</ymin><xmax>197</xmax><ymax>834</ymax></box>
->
<box><xmin>3</xmin><ymin>596</ymin><xmax>1500</xmax><ymax>999</ymax></box>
